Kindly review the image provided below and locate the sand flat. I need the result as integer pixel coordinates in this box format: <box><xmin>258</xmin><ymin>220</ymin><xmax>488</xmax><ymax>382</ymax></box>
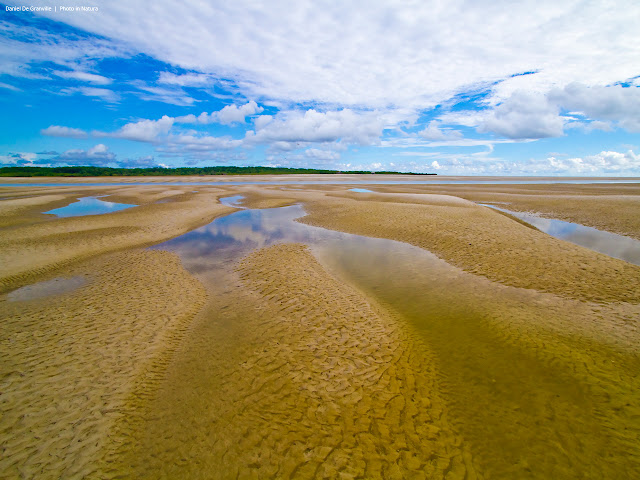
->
<box><xmin>0</xmin><ymin>249</ymin><xmax>205</xmax><ymax>479</ymax></box>
<box><xmin>297</xmin><ymin>193</ymin><xmax>640</xmax><ymax>303</ymax></box>
<box><xmin>0</xmin><ymin>186</ymin><xmax>238</xmax><ymax>292</ymax></box>
<box><xmin>1</xmin><ymin>177</ymin><xmax>639</xmax><ymax>479</ymax></box>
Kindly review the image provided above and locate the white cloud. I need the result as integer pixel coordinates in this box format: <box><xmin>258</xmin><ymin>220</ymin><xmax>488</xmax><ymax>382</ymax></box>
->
<box><xmin>54</xmin><ymin>143</ymin><xmax>117</xmax><ymax>165</ymax></box>
<box><xmin>53</xmin><ymin>70</ymin><xmax>112</xmax><ymax>85</ymax></box>
<box><xmin>18</xmin><ymin>0</ymin><xmax>639</xmax><ymax>113</ymax></box>
<box><xmin>0</xmin><ymin>81</ymin><xmax>20</xmax><ymax>91</ymax></box>
<box><xmin>61</xmin><ymin>86</ymin><xmax>120</xmax><ymax>103</ymax></box>
<box><xmin>479</xmin><ymin>91</ymin><xmax>565</xmax><ymax>139</ymax></box>
<box><xmin>543</xmin><ymin>150</ymin><xmax>640</xmax><ymax>174</ymax></box>
<box><xmin>194</xmin><ymin>101</ymin><xmax>264</xmax><ymax>125</ymax></box>
<box><xmin>106</xmin><ymin>115</ymin><xmax>175</xmax><ymax>142</ymax></box>
<box><xmin>305</xmin><ymin>148</ymin><xmax>340</xmax><ymax>161</ymax></box>
<box><xmin>41</xmin><ymin>125</ymin><xmax>88</xmax><ymax>138</ymax></box>
<box><xmin>549</xmin><ymin>83</ymin><xmax>640</xmax><ymax>133</ymax></box>
<box><xmin>254</xmin><ymin>114</ymin><xmax>273</xmax><ymax>129</ymax></box>
<box><xmin>246</xmin><ymin>109</ymin><xmax>383</xmax><ymax>145</ymax></box>
<box><xmin>158</xmin><ymin>72</ymin><xmax>214</xmax><ymax>87</ymax></box>
<box><xmin>163</xmin><ymin>134</ymin><xmax>242</xmax><ymax>151</ymax></box>
<box><xmin>403</xmin><ymin>150</ymin><xmax>640</xmax><ymax>176</ymax></box>
<box><xmin>130</xmin><ymin>81</ymin><xmax>197</xmax><ymax>106</ymax></box>
<box><xmin>419</xmin><ymin>121</ymin><xmax>463</xmax><ymax>141</ymax></box>
<box><xmin>0</xmin><ymin>16</ymin><xmax>129</xmax><ymax>79</ymax></box>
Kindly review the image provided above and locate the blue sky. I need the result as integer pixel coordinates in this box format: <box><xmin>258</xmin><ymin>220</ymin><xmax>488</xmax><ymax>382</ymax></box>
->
<box><xmin>1</xmin><ymin>1</ymin><xmax>639</xmax><ymax>175</ymax></box>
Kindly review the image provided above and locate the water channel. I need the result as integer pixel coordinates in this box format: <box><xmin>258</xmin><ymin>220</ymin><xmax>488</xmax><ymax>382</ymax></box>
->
<box><xmin>480</xmin><ymin>203</ymin><xmax>640</xmax><ymax>265</ymax></box>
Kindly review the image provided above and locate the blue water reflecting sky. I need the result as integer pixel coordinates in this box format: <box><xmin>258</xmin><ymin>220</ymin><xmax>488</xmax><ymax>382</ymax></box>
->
<box><xmin>45</xmin><ymin>196</ymin><xmax>136</xmax><ymax>217</ymax></box>
<box><xmin>480</xmin><ymin>204</ymin><xmax>640</xmax><ymax>265</ymax></box>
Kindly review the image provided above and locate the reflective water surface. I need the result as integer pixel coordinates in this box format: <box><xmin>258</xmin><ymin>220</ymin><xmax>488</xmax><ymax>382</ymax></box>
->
<box><xmin>7</xmin><ymin>276</ymin><xmax>87</xmax><ymax>302</ymax></box>
<box><xmin>218</xmin><ymin>195</ymin><xmax>245</xmax><ymax>208</ymax></box>
<box><xmin>481</xmin><ymin>203</ymin><xmax>640</xmax><ymax>265</ymax></box>
<box><xmin>44</xmin><ymin>196</ymin><xmax>137</xmax><ymax>217</ymax></box>
<box><xmin>348</xmin><ymin>188</ymin><xmax>374</xmax><ymax>192</ymax></box>
<box><xmin>147</xmin><ymin>203</ymin><xmax>640</xmax><ymax>478</ymax></box>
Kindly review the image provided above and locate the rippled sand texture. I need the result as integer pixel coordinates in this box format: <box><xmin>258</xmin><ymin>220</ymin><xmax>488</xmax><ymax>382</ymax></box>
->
<box><xmin>2</xmin><ymin>180</ymin><xmax>640</xmax><ymax>479</ymax></box>
<box><xmin>367</xmin><ymin>182</ymin><xmax>640</xmax><ymax>240</ymax></box>
<box><xmin>0</xmin><ymin>250</ymin><xmax>205</xmax><ymax>479</ymax></box>
<box><xmin>300</xmin><ymin>193</ymin><xmax>640</xmax><ymax>303</ymax></box>
<box><xmin>121</xmin><ymin>244</ymin><xmax>479</xmax><ymax>479</ymax></box>
<box><xmin>0</xmin><ymin>186</ymin><xmax>235</xmax><ymax>292</ymax></box>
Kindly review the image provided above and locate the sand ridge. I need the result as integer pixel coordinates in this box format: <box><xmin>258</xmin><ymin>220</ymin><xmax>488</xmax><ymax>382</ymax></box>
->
<box><xmin>296</xmin><ymin>194</ymin><xmax>640</xmax><ymax>303</ymax></box>
<box><xmin>365</xmin><ymin>182</ymin><xmax>640</xmax><ymax>240</ymax></box>
<box><xmin>120</xmin><ymin>243</ymin><xmax>480</xmax><ymax>479</ymax></box>
<box><xmin>0</xmin><ymin>187</ymin><xmax>239</xmax><ymax>293</ymax></box>
<box><xmin>2</xmin><ymin>179</ymin><xmax>639</xmax><ymax>478</ymax></box>
<box><xmin>0</xmin><ymin>249</ymin><xmax>206</xmax><ymax>479</ymax></box>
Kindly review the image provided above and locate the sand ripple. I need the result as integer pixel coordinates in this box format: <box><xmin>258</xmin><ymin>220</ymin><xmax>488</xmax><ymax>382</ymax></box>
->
<box><xmin>0</xmin><ymin>250</ymin><xmax>205</xmax><ymax>479</ymax></box>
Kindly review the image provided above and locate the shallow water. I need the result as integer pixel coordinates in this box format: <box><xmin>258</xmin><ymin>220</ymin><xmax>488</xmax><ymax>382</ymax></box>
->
<box><xmin>481</xmin><ymin>203</ymin><xmax>640</xmax><ymax>265</ymax></box>
<box><xmin>348</xmin><ymin>188</ymin><xmax>374</xmax><ymax>192</ymax></box>
<box><xmin>218</xmin><ymin>195</ymin><xmax>245</xmax><ymax>208</ymax></box>
<box><xmin>7</xmin><ymin>276</ymin><xmax>87</xmax><ymax>302</ymax></box>
<box><xmin>44</xmin><ymin>196</ymin><xmax>137</xmax><ymax>217</ymax></box>
<box><xmin>148</xmin><ymin>203</ymin><xmax>640</xmax><ymax>478</ymax></box>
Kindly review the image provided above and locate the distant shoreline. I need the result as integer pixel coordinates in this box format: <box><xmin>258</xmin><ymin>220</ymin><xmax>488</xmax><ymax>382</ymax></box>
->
<box><xmin>0</xmin><ymin>166</ymin><xmax>437</xmax><ymax>177</ymax></box>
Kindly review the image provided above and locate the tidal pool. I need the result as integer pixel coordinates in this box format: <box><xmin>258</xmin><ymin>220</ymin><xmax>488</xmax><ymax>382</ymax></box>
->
<box><xmin>348</xmin><ymin>188</ymin><xmax>374</xmax><ymax>192</ymax></box>
<box><xmin>44</xmin><ymin>196</ymin><xmax>137</xmax><ymax>217</ymax></box>
<box><xmin>218</xmin><ymin>195</ymin><xmax>245</xmax><ymax>208</ymax></box>
<box><xmin>481</xmin><ymin>203</ymin><xmax>640</xmax><ymax>265</ymax></box>
<box><xmin>147</xmin><ymin>202</ymin><xmax>640</xmax><ymax>478</ymax></box>
<box><xmin>7</xmin><ymin>276</ymin><xmax>87</xmax><ymax>302</ymax></box>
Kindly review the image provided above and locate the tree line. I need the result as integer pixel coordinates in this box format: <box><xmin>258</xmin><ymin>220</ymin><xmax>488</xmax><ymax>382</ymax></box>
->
<box><xmin>0</xmin><ymin>166</ymin><xmax>436</xmax><ymax>177</ymax></box>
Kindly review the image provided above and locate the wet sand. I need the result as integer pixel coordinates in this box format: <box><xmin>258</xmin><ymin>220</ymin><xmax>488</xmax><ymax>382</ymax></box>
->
<box><xmin>0</xmin><ymin>186</ymin><xmax>236</xmax><ymax>292</ymax></box>
<box><xmin>1</xmin><ymin>177</ymin><xmax>639</xmax><ymax>479</ymax></box>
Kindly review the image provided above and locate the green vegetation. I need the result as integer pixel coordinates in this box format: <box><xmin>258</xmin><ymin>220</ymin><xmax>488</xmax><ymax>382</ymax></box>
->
<box><xmin>0</xmin><ymin>166</ymin><xmax>436</xmax><ymax>177</ymax></box>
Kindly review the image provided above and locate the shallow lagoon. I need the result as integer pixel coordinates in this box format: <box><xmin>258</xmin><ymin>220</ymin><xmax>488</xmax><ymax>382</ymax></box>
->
<box><xmin>147</xmin><ymin>200</ymin><xmax>640</xmax><ymax>478</ymax></box>
<box><xmin>44</xmin><ymin>196</ymin><xmax>137</xmax><ymax>217</ymax></box>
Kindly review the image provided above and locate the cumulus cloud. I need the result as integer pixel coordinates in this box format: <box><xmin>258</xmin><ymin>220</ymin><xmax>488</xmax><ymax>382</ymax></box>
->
<box><xmin>543</xmin><ymin>150</ymin><xmax>640</xmax><ymax>174</ymax></box>
<box><xmin>548</xmin><ymin>83</ymin><xmax>640</xmax><ymax>132</ymax></box>
<box><xmin>53</xmin><ymin>70</ymin><xmax>112</xmax><ymax>85</ymax></box>
<box><xmin>41</xmin><ymin>125</ymin><xmax>88</xmax><ymax>138</ymax></box>
<box><xmin>419</xmin><ymin>121</ymin><xmax>463</xmax><ymax>141</ymax></box>
<box><xmin>52</xmin><ymin>144</ymin><xmax>117</xmax><ymax>166</ymax></box>
<box><xmin>479</xmin><ymin>91</ymin><xmax>565</xmax><ymax>139</ymax></box>
<box><xmin>246</xmin><ymin>109</ymin><xmax>383</xmax><ymax>145</ymax></box>
<box><xmin>399</xmin><ymin>149</ymin><xmax>640</xmax><ymax>176</ymax></box>
<box><xmin>194</xmin><ymin>101</ymin><xmax>264</xmax><ymax>125</ymax></box>
<box><xmin>161</xmin><ymin>134</ymin><xmax>242</xmax><ymax>152</ymax></box>
<box><xmin>105</xmin><ymin>115</ymin><xmax>175</xmax><ymax>142</ymax></box>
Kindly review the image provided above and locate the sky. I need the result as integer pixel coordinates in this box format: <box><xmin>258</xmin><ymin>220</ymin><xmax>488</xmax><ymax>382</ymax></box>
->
<box><xmin>0</xmin><ymin>0</ymin><xmax>639</xmax><ymax>175</ymax></box>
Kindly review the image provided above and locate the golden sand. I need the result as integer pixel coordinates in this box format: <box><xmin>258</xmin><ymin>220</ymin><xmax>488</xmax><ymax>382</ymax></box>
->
<box><xmin>1</xmin><ymin>178</ymin><xmax>639</xmax><ymax>479</ymax></box>
<box><xmin>0</xmin><ymin>249</ymin><xmax>205</xmax><ymax>479</ymax></box>
<box><xmin>365</xmin><ymin>182</ymin><xmax>640</xmax><ymax>239</ymax></box>
<box><xmin>0</xmin><ymin>186</ymin><xmax>236</xmax><ymax>292</ymax></box>
<box><xmin>297</xmin><ymin>193</ymin><xmax>640</xmax><ymax>303</ymax></box>
<box><xmin>120</xmin><ymin>244</ymin><xmax>477</xmax><ymax>479</ymax></box>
